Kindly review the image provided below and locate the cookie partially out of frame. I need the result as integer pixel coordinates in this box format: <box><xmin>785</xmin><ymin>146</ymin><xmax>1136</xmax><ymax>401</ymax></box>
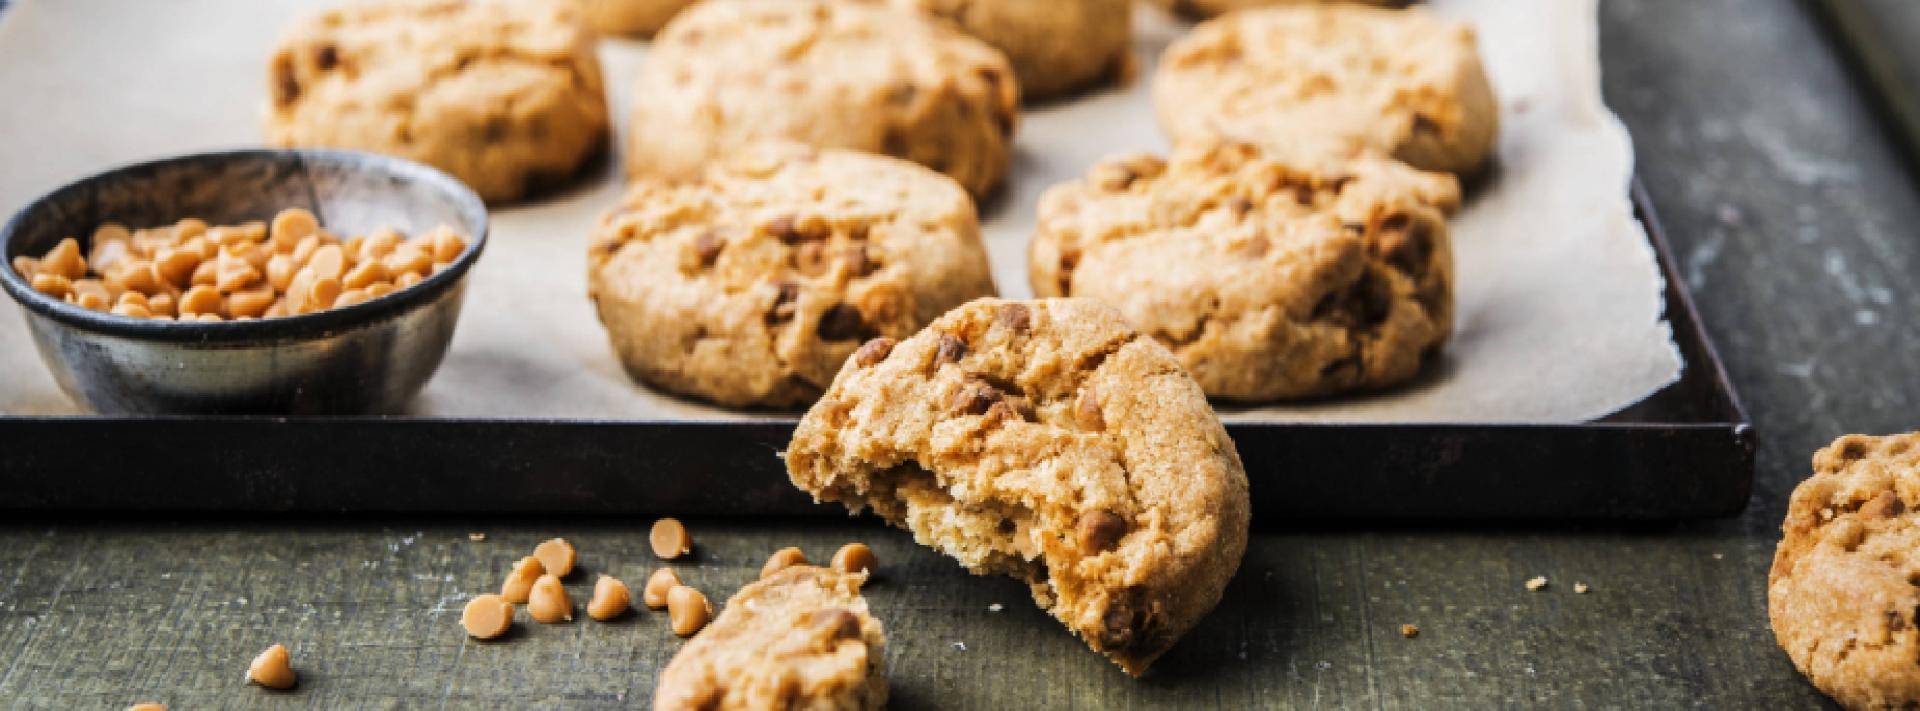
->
<box><xmin>1153</xmin><ymin>5</ymin><xmax>1496</xmax><ymax>176</ymax></box>
<box><xmin>653</xmin><ymin>566</ymin><xmax>887</xmax><ymax>710</ymax></box>
<box><xmin>887</xmin><ymin>0</ymin><xmax>1133</xmax><ymax>101</ymax></box>
<box><xmin>627</xmin><ymin>0</ymin><xmax>1020</xmax><ymax>198</ymax></box>
<box><xmin>575</xmin><ymin>0</ymin><xmax>697</xmax><ymax>37</ymax></box>
<box><xmin>588</xmin><ymin>143</ymin><xmax>996</xmax><ymax>408</ymax></box>
<box><xmin>787</xmin><ymin>298</ymin><xmax>1250</xmax><ymax>675</ymax></box>
<box><xmin>1031</xmin><ymin>140</ymin><xmax>1459</xmax><ymax>401</ymax></box>
<box><xmin>1770</xmin><ymin>432</ymin><xmax>1920</xmax><ymax>710</ymax></box>
<box><xmin>266</xmin><ymin>0</ymin><xmax>610</xmax><ymax>204</ymax></box>
<box><xmin>1153</xmin><ymin>0</ymin><xmax>1409</xmax><ymax>21</ymax></box>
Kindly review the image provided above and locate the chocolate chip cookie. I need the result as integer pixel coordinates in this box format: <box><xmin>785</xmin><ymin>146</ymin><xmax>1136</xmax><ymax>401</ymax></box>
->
<box><xmin>653</xmin><ymin>566</ymin><xmax>887</xmax><ymax>710</ymax></box>
<box><xmin>576</xmin><ymin>0</ymin><xmax>695</xmax><ymax>37</ymax></box>
<box><xmin>1153</xmin><ymin>5</ymin><xmax>1497</xmax><ymax>176</ymax></box>
<box><xmin>786</xmin><ymin>298</ymin><xmax>1251</xmax><ymax>675</ymax></box>
<box><xmin>887</xmin><ymin>0</ymin><xmax>1132</xmax><ymax>101</ymax></box>
<box><xmin>1031</xmin><ymin>140</ymin><xmax>1459</xmax><ymax>401</ymax></box>
<box><xmin>1770</xmin><ymin>432</ymin><xmax>1920</xmax><ymax>709</ymax></box>
<box><xmin>589</xmin><ymin>143</ymin><xmax>997</xmax><ymax>408</ymax></box>
<box><xmin>626</xmin><ymin>0</ymin><xmax>1020</xmax><ymax>198</ymax></box>
<box><xmin>266</xmin><ymin>0</ymin><xmax>610</xmax><ymax>204</ymax></box>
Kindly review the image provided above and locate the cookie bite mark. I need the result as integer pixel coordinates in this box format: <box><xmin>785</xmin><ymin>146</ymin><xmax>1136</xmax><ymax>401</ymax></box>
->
<box><xmin>787</xmin><ymin>298</ymin><xmax>1250</xmax><ymax>675</ymax></box>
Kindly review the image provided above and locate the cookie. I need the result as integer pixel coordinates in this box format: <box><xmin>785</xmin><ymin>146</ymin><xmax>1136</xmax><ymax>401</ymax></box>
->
<box><xmin>786</xmin><ymin>298</ymin><xmax>1250</xmax><ymax>675</ymax></box>
<box><xmin>653</xmin><ymin>566</ymin><xmax>888</xmax><ymax>710</ymax></box>
<box><xmin>626</xmin><ymin>0</ymin><xmax>1019</xmax><ymax>198</ymax></box>
<box><xmin>266</xmin><ymin>0</ymin><xmax>610</xmax><ymax>204</ymax></box>
<box><xmin>1770</xmin><ymin>432</ymin><xmax>1920</xmax><ymax>709</ymax></box>
<box><xmin>1031</xmin><ymin>141</ymin><xmax>1458</xmax><ymax>401</ymax></box>
<box><xmin>575</xmin><ymin>0</ymin><xmax>695</xmax><ymax>37</ymax></box>
<box><xmin>886</xmin><ymin>0</ymin><xmax>1132</xmax><ymax>101</ymax></box>
<box><xmin>588</xmin><ymin>143</ymin><xmax>997</xmax><ymax>408</ymax></box>
<box><xmin>1153</xmin><ymin>0</ymin><xmax>1408</xmax><ymax>21</ymax></box>
<box><xmin>1152</xmin><ymin>5</ymin><xmax>1497</xmax><ymax>176</ymax></box>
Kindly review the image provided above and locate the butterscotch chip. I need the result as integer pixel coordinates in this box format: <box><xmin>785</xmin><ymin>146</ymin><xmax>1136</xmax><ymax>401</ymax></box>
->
<box><xmin>787</xmin><ymin>298</ymin><xmax>1250</xmax><ymax>676</ymax></box>
<box><xmin>587</xmin><ymin>575</ymin><xmax>632</xmax><ymax>621</ymax></box>
<box><xmin>853</xmin><ymin>338</ymin><xmax>897</xmax><ymax>368</ymax></box>
<box><xmin>762</xmin><ymin>547</ymin><xmax>809</xmax><ymax>579</ymax></box>
<box><xmin>644</xmin><ymin>567</ymin><xmax>682</xmax><ymax>610</ymax></box>
<box><xmin>126</xmin><ymin>704</ymin><xmax>167</xmax><ymax>711</ymax></box>
<box><xmin>1770</xmin><ymin>432</ymin><xmax>1920</xmax><ymax>709</ymax></box>
<box><xmin>650</xmin><ymin>518</ymin><xmax>692</xmax><ymax>560</ymax></box>
<box><xmin>1400</xmin><ymin>624</ymin><xmax>1419</xmax><ymax>638</ymax></box>
<box><xmin>667</xmin><ymin>585</ymin><xmax>712</xmax><ymax>637</ymax></box>
<box><xmin>1525</xmin><ymin>576</ymin><xmax>1548</xmax><ymax>591</ymax></box>
<box><xmin>461</xmin><ymin>593</ymin><xmax>515</xmax><ymax>639</ymax></box>
<box><xmin>1153</xmin><ymin>5</ymin><xmax>1497</xmax><ymax>176</ymax></box>
<box><xmin>587</xmin><ymin>143</ymin><xmax>997</xmax><ymax>408</ymax></box>
<box><xmin>528</xmin><ymin>574</ymin><xmax>573</xmax><ymax>623</ymax></box>
<box><xmin>246</xmin><ymin>644</ymin><xmax>297</xmax><ymax>690</ymax></box>
<box><xmin>533</xmin><ymin>537</ymin><xmax>577</xmax><ymax>578</ymax></box>
<box><xmin>1032</xmin><ymin>141</ymin><xmax>1459</xmax><ymax>400</ymax></box>
<box><xmin>830</xmin><ymin>543</ymin><xmax>877</xmax><ymax>577</ymax></box>
<box><xmin>655</xmin><ymin>567</ymin><xmax>887</xmax><ymax>709</ymax></box>
<box><xmin>501</xmin><ymin>556</ymin><xmax>545</xmax><ymax>604</ymax></box>
<box><xmin>627</xmin><ymin>0</ymin><xmax>1017</xmax><ymax>197</ymax></box>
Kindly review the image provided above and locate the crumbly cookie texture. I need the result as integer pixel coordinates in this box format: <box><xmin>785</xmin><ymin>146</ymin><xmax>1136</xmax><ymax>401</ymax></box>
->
<box><xmin>575</xmin><ymin>0</ymin><xmax>695</xmax><ymax>37</ymax></box>
<box><xmin>1031</xmin><ymin>141</ymin><xmax>1459</xmax><ymax>401</ymax></box>
<box><xmin>627</xmin><ymin>0</ymin><xmax>1019</xmax><ymax>198</ymax></box>
<box><xmin>1770</xmin><ymin>432</ymin><xmax>1920</xmax><ymax>710</ymax></box>
<box><xmin>266</xmin><ymin>0</ymin><xmax>610</xmax><ymax>204</ymax></box>
<box><xmin>589</xmin><ymin>144</ymin><xmax>997</xmax><ymax>408</ymax></box>
<box><xmin>885</xmin><ymin>0</ymin><xmax>1132</xmax><ymax>101</ymax></box>
<box><xmin>654</xmin><ymin>566</ymin><xmax>887</xmax><ymax>711</ymax></box>
<box><xmin>1153</xmin><ymin>5</ymin><xmax>1497</xmax><ymax>176</ymax></box>
<box><xmin>786</xmin><ymin>298</ymin><xmax>1251</xmax><ymax>675</ymax></box>
<box><xmin>1152</xmin><ymin>0</ymin><xmax>1407</xmax><ymax>20</ymax></box>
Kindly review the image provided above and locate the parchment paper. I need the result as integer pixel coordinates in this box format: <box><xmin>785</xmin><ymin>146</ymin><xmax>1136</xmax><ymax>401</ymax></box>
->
<box><xmin>0</xmin><ymin>0</ymin><xmax>1680</xmax><ymax>423</ymax></box>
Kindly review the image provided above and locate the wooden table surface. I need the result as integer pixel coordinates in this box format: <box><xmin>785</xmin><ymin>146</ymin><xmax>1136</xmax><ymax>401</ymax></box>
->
<box><xmin>2</xmin><ymin>0</ymin><xmax>1912</xmax><ymax>708</ymax></box>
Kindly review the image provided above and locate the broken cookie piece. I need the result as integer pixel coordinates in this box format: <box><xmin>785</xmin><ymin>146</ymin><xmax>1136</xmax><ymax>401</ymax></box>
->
<box><xmin>786</xmin><ymin>298</ymin><xmax>1250</xmax><ymax>675</ymax></box>
<box><xmin>653</xmin><ymin>566</ymin><xmax>887</xmax><ymax>710</ymax></box>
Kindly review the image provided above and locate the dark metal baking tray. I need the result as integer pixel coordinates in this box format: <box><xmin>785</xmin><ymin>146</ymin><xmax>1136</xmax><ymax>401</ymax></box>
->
<box><xmin>0</xmin><ymin>184</ymin><xmax>1754</xmax><ymax>520</ymax></box>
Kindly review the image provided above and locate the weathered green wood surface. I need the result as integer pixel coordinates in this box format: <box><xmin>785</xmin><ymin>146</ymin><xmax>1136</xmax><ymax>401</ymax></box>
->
<box><xmin>2</xmin><ymin>0</ymin><xmax>1915</xmax><ymax>707</ymax></box>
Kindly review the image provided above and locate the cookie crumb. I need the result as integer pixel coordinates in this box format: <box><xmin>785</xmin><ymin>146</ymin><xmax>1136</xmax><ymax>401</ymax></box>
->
<box><xmin>1573</xmin><ymin>582</ymin><xmax>1590</xmax><ymax>594</ymax></box>
<box><xmin>1524</xmin><ymin>576</ymin><xmax>1548</xmax><ymax>591</ymax></box>
<box><xmin>1711</xmin><ymin>552</ymin><xmax>1724</xmax><ymax>560</ymax></box>
<box><xmin>952</xmin><ymin>642</ymin><xmax>968</xmax><ymax>652</ymax></box>
<box><xmin>987</xmin><ymin>603</ymin><xmax>1003</xmax><ymax>613</ymax></box>
<box><xmin>467</xmin><ymin>532</ymin><xmax>486</xmax><ymax>542</ymax></box>
<box><xmin>1400</xmin><ymin>624</ymin><xmax>1419</xmax><ymax>638</ymax></box>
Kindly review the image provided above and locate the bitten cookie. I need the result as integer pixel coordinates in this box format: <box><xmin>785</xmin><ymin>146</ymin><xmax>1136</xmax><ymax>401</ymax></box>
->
<box><xmin>1153</xmin><ymin>0</ymin><xmax>1408</xmax><ymax>21</ymax></box>
<box><xmin>886</xmin><ymin>0</ymin><xmax>1132</xmax><ymax>101</ymax></box>
<box><xmin>627</xmin><ymin>0</ymin><xmax>1020</xmax><ymax>198</ymax></box>
<box><xmin>786</xmin><ymin>298</ymin><xmax>1251</xmax><ymax>675</ymax></box>
<box><xmin>1153</xmin><ymin>5</ymin><xmax>1497</xmax><ymax>176</ymax></box>
<box><xmin>1031</xmin><ymin>141</ymin><xmax>1459</xmax><ymax>401</ymax></box>
<box><xmin>588</xmin><ymin>144</ymin><xmax>997</xmax><ymax>408</ymax></box>
<box><xmin>266</xmin><ymin>0</ymin><xmax>610</xmax><ymax>204</ymax></box>
<box><xmin>654</xmin><ymin>566</ymin><xmax>888</xmax><ymax>710</ymax></box>
<box><xmin>1770</xmin><ymin>432</ymin><xmax>1920</xmax><ymax>709</ymax></box>
<box><xmin>575</xmin><ymin>0</ymin><xmax>696</xmax><ymax>37</ymax></box>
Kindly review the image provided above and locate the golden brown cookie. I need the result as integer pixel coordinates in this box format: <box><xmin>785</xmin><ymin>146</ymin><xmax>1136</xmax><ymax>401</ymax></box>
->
<box><xmin>626</xmin><ymin>0</ymin><xmax>1019</xmax><ymax>198</ymax></box>
<box><xmin>1153</xmin><ymin>5</ymin><xmax>1497</xmax><ymax>176</ymax></box>
<box><xmin>786</xmin><ymin>298</ymin><xmax>1250</xmax><ymax>675</ymax></box>
<box><xmin>653</xmin><ymin>566</ymin><xmax>887</xmax><ymax>710</ymax></box>
<box><xmin>1031</xmin><ymin>141</ymin><xmax>1459</xmax><ymax>401</ymax></box>
<box><xmin>575</xmin><ymin>0</ymin><xmax>696</xmax><ymax>37</ymax></box>
<box><xmin>266</xmin><ymin>0</ymin><xmax>610</xmax><ymax>204</ymax></box>
<box><xmin>886</xmin><ymin>0</ymin><xmax>1132</xmax><ymax>101</ymax></box>
<box><xmin>588</xmin><ymin>143</ymin><xmax>997</xmax><ymax>408</ymax></box>
<box><xmin>1770</xmin><ymin>432</ymin><xmax>1920</xmax><ymax>710</ymax></box>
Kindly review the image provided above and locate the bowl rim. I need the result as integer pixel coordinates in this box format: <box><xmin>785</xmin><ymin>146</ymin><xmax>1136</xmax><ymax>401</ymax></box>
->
<box><xmin>0</xmin><ymin>148</ymin><xmax>489</xmax><ymax>344</ymax></box>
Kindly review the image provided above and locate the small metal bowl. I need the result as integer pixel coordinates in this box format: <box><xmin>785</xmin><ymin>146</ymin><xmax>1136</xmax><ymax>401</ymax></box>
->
<box><xmin>0</xmin><ymin>149</ymin><xmax>488</xmax><ymax>415</ymax></box>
